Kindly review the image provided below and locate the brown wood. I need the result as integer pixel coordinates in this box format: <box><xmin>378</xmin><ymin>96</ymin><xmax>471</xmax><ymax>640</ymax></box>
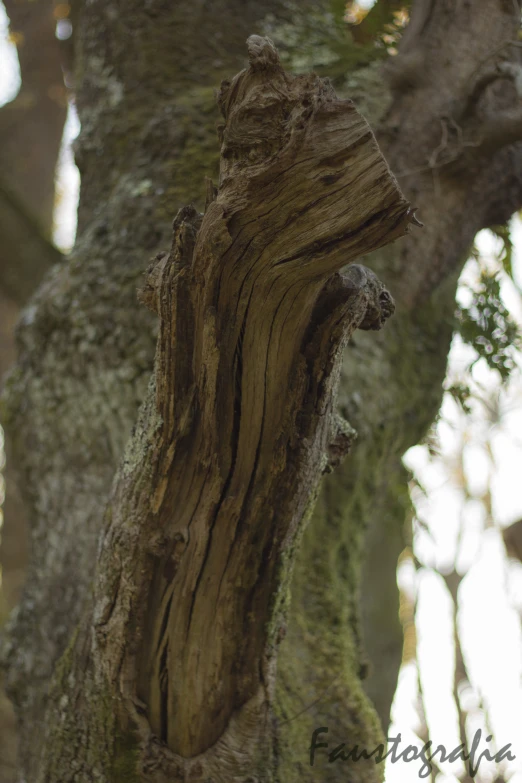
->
<box><xmin>62</xmin><ymin>35</ymin><xmax>414</xmax><ymax>778</ymax></box>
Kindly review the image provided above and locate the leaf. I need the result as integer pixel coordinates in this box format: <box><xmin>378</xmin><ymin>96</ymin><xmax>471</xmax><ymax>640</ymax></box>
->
<box><xmin>446</xmin><ymin>381</ymin><xmax>473</xmax><ymax>414</ymax></box>
<box><xmin>489</xmin><ymin>223</ymin><xmax>514</xmax><ymax>282</ymax></box>
<box><xmin>455</xmin><ymin>270</ymin><xmax>521</xmax><ymax>382</ymax></box>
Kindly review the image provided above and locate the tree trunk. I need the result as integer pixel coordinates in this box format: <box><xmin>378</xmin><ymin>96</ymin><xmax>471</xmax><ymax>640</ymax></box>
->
<box><xmin>2</xmin><ymin>1</ymin><xmax>522</xmax><ymax>782</ymax></box>
<box><xmin>0</xmin><ymin>2</ymin><xmax>68</xmax><ymax>778</ymax></box>
<box><xmin>4</xmin><ymin>30</ymin><xmax>415</xmax><ymax>780</ymax></box>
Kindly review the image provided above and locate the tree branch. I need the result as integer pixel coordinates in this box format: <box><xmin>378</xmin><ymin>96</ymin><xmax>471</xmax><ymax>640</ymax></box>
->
<box><xmin>382</xmin><ymin>0</ymin><xmax>435</xmax><ymax>91</ymax></box>
<box><xmin>398</xmin><ymin>0</ymin><xmax>434</xmax><ymax>54</ymax></box>
<box><xmin>34</xmin><ymin>35</ymin><xmax>416</xmax><ymax>780</ymax></box>
<box><xmin>460</xmin><ymin>60</ymin><xmax>522</xmax><ymax>119</ymax></box>
<box><xmin>475</xmin><ymin>109</ymin><xmax>522</xmax><ymax>154</ymax></box>
<box><xmin>1</xmin><ymin>0</ymin><xmax>68</xmax><ymax>231</ymax></box>
<box><xmin>0</xmin><ymin>178</ymin><xmax>62</xmax><ymax>306</ymax></box>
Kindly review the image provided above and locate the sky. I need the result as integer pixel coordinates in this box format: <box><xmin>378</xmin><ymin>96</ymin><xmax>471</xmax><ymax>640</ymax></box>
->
<box><xmin>1</xmin><ymin>3</ymin><xmax>522</xmax><ymax>781</ymax></box>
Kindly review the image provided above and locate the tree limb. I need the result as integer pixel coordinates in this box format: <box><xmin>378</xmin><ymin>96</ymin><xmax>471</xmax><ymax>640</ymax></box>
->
<box><xmin>460</xmin><ymin>60</ymin><xmax>522</xmax><ymax>119</ymax></box>
<box><xmin>35</xmin><ymin>35</ymin><xmax>416</xmax><ymax>780</ymax></box>
<box><xmin>398</xmin><ymin>0</ymin><xmax>434</xmax><ymax>54</ymax></box>
<box><xmin>1</xmin><ymin>0</ymin><xmax>69</xmax><ymax>230</ymax></box>
<box><xmin>0</xmin><ymin>178</ymin><xmax>62</xmax><ymax>306</ymax></box>
<box><xmin>475</xmin><ymin>109</ymin><xmax>522</xmax><ymax>154</ymax></box>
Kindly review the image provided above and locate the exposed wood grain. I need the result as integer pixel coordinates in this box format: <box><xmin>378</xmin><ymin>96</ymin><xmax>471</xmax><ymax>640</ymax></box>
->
<box><xmin>78</xmin><ymin>36</ymin><xmax>415</xmax><ymax>778</ymax></box>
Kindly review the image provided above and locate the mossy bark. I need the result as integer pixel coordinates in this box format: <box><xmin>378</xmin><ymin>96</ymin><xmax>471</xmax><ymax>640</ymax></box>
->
<box><xmin>18</xmin><ymin>34</ymin><xmax>414</xmax><ymax>781</ymax></box>
<box><xmin>3</xmin><ymin>1</ymin><xmax>522</xmax><ymax>782</ymax></box>
<box><xmin>0</xmin><ymin>2</ymin><xmax>69</xmax><ymax>776</ymax></box>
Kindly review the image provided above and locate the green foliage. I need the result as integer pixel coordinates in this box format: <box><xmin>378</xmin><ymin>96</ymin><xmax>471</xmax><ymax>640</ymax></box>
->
<box><xmin>456</xmin><ymin>269</ymin><xmax>521</xmax><ymax>381</ymax></box>
<box><xmin>445</xmin><ymin>381</ymin><xmax>473</xmax><ymax>414</ymax></box>
<box><xmin>489</xmin><ymin>224</ymin><xmax>515</xmax><ymax>283</ymax></box>
<box><xmin>346</xmin><ymin>1</ymin><xmax>412</xmax><ymax>52</ymax></box>
<box><xmin>261</xmin><ymin>5</ymin><xmax>378</xmax><ymax>79</ymax></box>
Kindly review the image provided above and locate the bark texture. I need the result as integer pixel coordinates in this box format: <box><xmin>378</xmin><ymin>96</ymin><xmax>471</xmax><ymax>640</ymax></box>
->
<box><xmin>22</xmin><ymin>36</ymin><xmax>414</xmax><ymax>781</ymax></box>
<box><xmin>0</xmin><ymin>2</ymin><xmax>68</xmax><ymax>778</ymax></box>
<box><xmin>3</xmin><ymin>1</ymin><xmax>522</xmax><ymax>782</ymax></box>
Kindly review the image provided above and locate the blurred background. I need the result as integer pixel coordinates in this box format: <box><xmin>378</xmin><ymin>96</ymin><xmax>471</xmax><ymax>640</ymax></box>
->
<box><xmin>1</xmin><ymin>1</ymin><xmax>522</xmax><ymax>781</ymax></box>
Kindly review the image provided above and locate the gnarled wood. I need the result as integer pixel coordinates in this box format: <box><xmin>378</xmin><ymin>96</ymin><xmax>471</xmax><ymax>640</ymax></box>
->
<box><xmin>4</xmin><ymin>3</ymin><xmax>522</xmax><ymax>781</ymax></box>
<box><xmin>35</xmin><ymin>36</ymin><xmax>414</xmax><ymax>780</ymax></box>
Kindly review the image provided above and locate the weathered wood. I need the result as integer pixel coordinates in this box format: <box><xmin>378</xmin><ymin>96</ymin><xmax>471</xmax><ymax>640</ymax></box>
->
<box><xmin>4</xmin><ymin>1</ymin><xmax>522</xmax><ymax>780</ymax></box>
<box><xmin>36</xmin><ymin>35</ymin><xmax>414</xmax><ymax>780</ymax></box>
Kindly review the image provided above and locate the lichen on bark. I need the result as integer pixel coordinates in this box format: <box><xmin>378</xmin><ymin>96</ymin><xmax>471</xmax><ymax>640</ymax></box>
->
<box><xmin>4</xmin><ymin>2</ymin><xmax>522</xmax><ymax>782</ymax></box>
<box><xmin>10</xmin><ymin>33</ymin><xmax>414</xmax><ymax>782</ymax></box>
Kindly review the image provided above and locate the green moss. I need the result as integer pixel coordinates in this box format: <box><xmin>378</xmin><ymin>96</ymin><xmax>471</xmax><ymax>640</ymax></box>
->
<box><xmin>275</xmin><ymin>476</ymin><xmax>385</xmax><ymax>783</ymax></box>
<box><xmin>0</xmin><ymin>365</ymin><xmax>23</xmax><ymax>429</ymax></box>
<box><xmin>272</xmin><ymin>257</ymin><xmax>465</xmax><ymax>783</ymax></box>
<box><xmin>40</xmin><ymin>632</ymin><xmax>143</xmax><ymax>781</ymax></box>
<box><xmin>260</xmin><ymin>2</ymin><xmax>382</xmax><ymax>88</ymax></box>
<box><xmin>267</xmin><ymin>477</ymin><xmax>324</xmax><ymax>652</ymax></box>
<box><xmin>53</xmin><ymin>627</ymin><xmax>80</xmax><ymax>682</ymax></box>
<box><xmin>160</xmin><ymin>87</ymin><xmax>221</xmax><ymax>215</ymax></box>
<box><xmin>111</xmin><ymin>728</ymin><xmax>141</xmax><ymax>783</ymax></box>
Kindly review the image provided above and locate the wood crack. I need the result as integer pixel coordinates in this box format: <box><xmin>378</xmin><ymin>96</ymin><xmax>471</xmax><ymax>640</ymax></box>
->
<box><xmin>84</xmin><ymin>34</ymin><xmax>413</xmax><ymax>770</ymax></box>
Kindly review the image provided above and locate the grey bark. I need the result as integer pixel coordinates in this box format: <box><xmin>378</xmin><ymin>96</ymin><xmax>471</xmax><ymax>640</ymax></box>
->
<box><xmin>0</xmin><ymin>3</ymin><xmax>68</xmax><ymax>778</ymax></box>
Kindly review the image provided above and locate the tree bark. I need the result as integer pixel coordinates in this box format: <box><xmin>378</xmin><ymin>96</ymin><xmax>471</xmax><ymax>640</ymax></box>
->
<box><xmin>18</xmin><ymin>36</ymin><xmax>415</xmax><ymax>781</ymax></box>
<box><xmin>0</xmin><ymin>3</ymin><xmax>68</xmax><ymax>778</ymax></box>
<box><xmin>278</xmin><ymin>0</ymin><xmax>522</xmax><ymax>752</ymax></box>
<box><xmin>3</xmin><ymin>1</ymin><xmax>522</xmax><ymax>782</ymax></box>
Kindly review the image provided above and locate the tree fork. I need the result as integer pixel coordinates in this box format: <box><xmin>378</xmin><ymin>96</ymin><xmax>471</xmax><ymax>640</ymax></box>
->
<box><xmin>30</xmin><ymin>36</ymin><xmax>415</xmax><ymax>781</ymax></box>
